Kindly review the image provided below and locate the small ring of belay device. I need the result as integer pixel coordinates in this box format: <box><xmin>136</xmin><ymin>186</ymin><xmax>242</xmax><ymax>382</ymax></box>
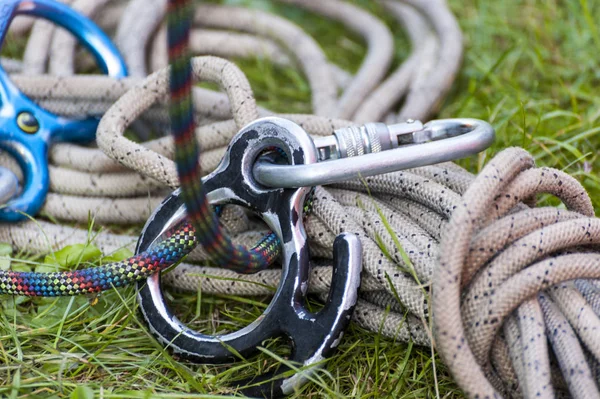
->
<box><xmin>135</xmin><ymin>117</ymin><xmax>363</xmax><ymax>398</ymax></box>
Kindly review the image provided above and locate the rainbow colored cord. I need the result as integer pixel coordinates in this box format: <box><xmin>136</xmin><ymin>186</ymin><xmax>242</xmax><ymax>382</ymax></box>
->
<box><xmin>0</xmin><ymin>222</ymin><xmax>196</xmax><ymax>296</ymax></box>
<box><xmin>167</xmin><ymin>0</ymin><xmax>281</xmax><ymax>273</ymax></box>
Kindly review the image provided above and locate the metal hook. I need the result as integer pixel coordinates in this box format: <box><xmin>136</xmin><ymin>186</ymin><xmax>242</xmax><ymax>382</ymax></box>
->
<box><xmin>136</xmin><ymin>117</ymin><xmax>362</xmax><ymax>397</ymax></box>
<box><xmin>0</xmin><ymin>0</ymin><xmax>128</xmax><ymax>222</ymax></box>
<box><xmin>253</xmin><ymin>118</ymin><xmax>495</xmax><ymax>188</ymax></box>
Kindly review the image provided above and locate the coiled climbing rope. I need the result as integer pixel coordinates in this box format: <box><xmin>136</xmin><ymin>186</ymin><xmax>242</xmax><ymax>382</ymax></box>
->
<box><xmin>3</xmin><ymin>1</ymin><xmax>600</xmax><ymax>398</ymax></box>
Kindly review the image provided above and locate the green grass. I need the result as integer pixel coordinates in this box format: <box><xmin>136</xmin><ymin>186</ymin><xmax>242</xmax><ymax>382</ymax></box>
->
<box><xmin>1</xmin><ymin>0</ymin><xmax>600</xmax><ymax>397</ymax></box>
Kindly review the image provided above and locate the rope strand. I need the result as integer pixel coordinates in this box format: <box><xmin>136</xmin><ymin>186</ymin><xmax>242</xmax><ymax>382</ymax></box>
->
<box><xmin>0</xmin><ymin>221</ymin><xmax>195</xmax><ymax>295</ymax></box>
<box><xmin>167</xmin><ymin>0</ymin><xmax>281</xmax><ymax>273</ymax></box>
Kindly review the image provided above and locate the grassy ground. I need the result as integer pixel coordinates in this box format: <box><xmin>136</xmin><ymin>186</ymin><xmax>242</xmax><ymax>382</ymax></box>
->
<box><xmin>1</xmin><ymin>0</ymin><xmax>600</xmax><ymax>398</ymax></box>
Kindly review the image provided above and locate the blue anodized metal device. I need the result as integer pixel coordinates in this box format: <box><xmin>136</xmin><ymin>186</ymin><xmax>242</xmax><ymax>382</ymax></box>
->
<box><xmin>0</xmin><ymin>0</ymin><xmax>128</xmax><ymax>222</ymax></box>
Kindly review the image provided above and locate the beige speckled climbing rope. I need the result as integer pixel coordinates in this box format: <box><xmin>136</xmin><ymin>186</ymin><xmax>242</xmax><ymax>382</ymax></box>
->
<box><xmin>4</xmin><ymin>1</ymin><xmax>600</xmax><ymax>398</ymax></box>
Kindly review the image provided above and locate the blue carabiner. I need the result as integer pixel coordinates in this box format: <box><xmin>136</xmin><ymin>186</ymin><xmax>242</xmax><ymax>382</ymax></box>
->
<box><xmin>0</xmin><ymin>0</ymin><xmax>128</xmax><ymax>222</ymax></box>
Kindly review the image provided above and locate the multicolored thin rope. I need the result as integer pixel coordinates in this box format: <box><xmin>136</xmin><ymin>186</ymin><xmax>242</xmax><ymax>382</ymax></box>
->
<box><xmin>167</xmin><ymin>0</ymin><xmax>281</xmax><ymax>273</ymax></box>
<box><xmin>0</xmin><ymin>222</ymin><xmax>196</xmax><ymax>296</ymax></box>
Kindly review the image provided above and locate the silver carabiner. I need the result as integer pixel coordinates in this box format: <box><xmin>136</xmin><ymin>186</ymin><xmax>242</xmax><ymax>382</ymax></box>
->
<box><xmin>253</xmin><ymin>118</ymin><xmax>495</xmax><ymax>188</ymax></box>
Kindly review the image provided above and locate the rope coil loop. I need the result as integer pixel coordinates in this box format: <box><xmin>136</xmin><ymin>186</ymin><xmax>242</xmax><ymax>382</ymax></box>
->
<box><xmin>434</xmin><ymin>147</ymin><xmax>600</xmax><ymax>398</ymax></box>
